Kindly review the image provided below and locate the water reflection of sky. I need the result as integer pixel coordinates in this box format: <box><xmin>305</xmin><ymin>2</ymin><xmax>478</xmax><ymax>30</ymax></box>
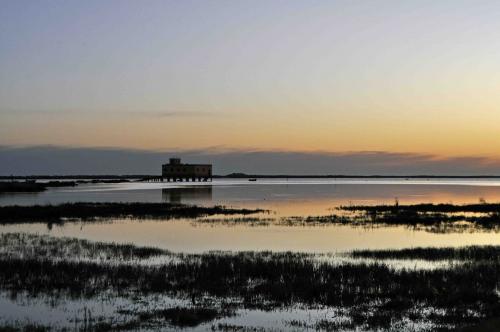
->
<box><xmin>3</xmin><ymin>178</ymin><xmax>500</xmax><ymax>252</ymax></box>
<box><xmin>3</xmin><ymin>178</ymin><xmax>500</xmax><ymax>214</ymax></box>
<box><xmin>4</xmin><ymin>219</ymin><xmax>500</xmax><ymax>253</ymax></box>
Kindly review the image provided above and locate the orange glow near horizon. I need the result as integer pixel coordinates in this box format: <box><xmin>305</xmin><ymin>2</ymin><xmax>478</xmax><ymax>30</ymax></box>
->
<box><xmin>2</xmin><ymin>1</ymin><xmax>500</xmax><ymax>159</ymax></box>
<box><xmin>3</xmin><ymin>106</ymin><xmax>500</xmax><ymax>159</ymax></box>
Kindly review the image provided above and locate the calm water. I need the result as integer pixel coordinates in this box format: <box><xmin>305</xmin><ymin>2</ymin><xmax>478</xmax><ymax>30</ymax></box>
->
<box><xmin>2</xmin><ymin>178</ymin><xmax>500</xmax><ymax>253</ymax></box>
<box><xmin>3</xmin><ymin>178</ymin><xmax>500</xmax><ymax>213</ymax></box>
<box><xmin>2</xmin><ymin>178</ymin><xmax>500</xmax><ymax>331</ymax></box>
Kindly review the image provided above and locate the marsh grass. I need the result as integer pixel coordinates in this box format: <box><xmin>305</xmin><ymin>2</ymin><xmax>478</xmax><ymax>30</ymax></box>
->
<box><xmin>0</xmin><ymin>203</ymin><xmax>265</xmax><ymax>224</ymax></box>
<box><xmin>193</xmin><ymin>217</ymin><xmax>274</xmax><ymax>227</ymax></box>
<box><xmin>0</xmin><ymin>181</ymin><xmax>77</xmax><ymax>193</ymax></box>
<box><xmin>0</xmin><ymin>233</ymin><xmax>171</xmax><ymax>261</ymax></box>
<box><xmin>341</xmin><ymin>203</ymin><xmax>500</xmax><ymax>214</ymax></box>
<box><xmin>0</xmin><ymin>324</ymin><xmax>51</xmax><ymax>332</ymax></box>
<box><xmin>278</xmin><ymin>202</ymin><xmax>500</xmax><ymax>232</ymax></box>
<box><xmin>340</xmin><ymin>203</ymin><xmax>500</xmax><ymax>230</ymax></box>
<box><xmin>212</xmin><ymin>323</ymin><xmax>267</xmax><ymax>331</ymax></box>
<box><xmin>2</xmin><ymin>234</ymin><xmax>500</xmax><ymax>331</ymax></box>
<box><xmin>0</xmin><ymin>182</ymin><xmax>46</xmax><ymax>193</ymax></box>
<box><xmin>0</xmin><ymin>255</ymin><xmax>498</xmax><ymax>329</ymax></box>
<box><xmin>349</xmin><ymin>245</ymin><xmax>500</xmax><ymax>261</ymax></box>
<box><xmin>125</xmin><ymin>307</ymin><xmax>229</xmax><ymax>327</ymax></box>
<box><xmin>288</xmin><ymin>317</ymin><xmax>354</xmax><ymax>331</ymax></box>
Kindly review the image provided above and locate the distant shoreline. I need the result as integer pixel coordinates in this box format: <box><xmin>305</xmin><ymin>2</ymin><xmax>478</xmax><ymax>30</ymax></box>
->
<box><xmin>2</xmin><ymin>174</ymin><xmax>500</xmax><ymax>180</ymax></box>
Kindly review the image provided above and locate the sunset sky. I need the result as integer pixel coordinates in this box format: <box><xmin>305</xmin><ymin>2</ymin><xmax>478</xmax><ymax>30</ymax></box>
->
<box><xmin>2</xmin><ymin>1</ymin><xmax>500</xmax><ymax>173</ymax></box>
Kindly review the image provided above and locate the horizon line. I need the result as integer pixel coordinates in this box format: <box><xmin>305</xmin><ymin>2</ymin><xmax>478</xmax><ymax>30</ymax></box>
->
<box><xmin>3</xmin><ymin>174</ymin><xmax>500</xmax><ymax>179</ymax></box>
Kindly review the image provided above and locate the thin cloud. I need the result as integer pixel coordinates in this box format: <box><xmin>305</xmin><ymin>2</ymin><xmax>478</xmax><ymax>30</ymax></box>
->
<box><xmin>153</xmin><ymin>111</ymin><xmax>217</xmax><ymax>118</ymax></box>
<box><xmin>119</xmin><ymin>110</ymin><xmax>230</xmax><ymax>118</ymax></box>
<box><xmin>2</xmin><ymin>145</ymin><xmax>500</xmax><ymax>175</ymax></box>
<box><xmin>0</xmin><ymin>109</ymin><xmax>225</xmax><ymax>118</ymax></box>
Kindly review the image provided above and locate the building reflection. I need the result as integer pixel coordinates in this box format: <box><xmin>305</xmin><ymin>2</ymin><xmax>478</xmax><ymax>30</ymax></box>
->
<box><xmin>162</xmin><ymin>186</ymin><xmax>213</xmax><ymax>204</ymax></box>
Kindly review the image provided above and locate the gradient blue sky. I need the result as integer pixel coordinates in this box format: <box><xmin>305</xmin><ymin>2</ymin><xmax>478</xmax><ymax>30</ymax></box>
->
<box><xmin>2</xmin><ymin>1</ymin><xmax>500</xmax><ymax>173</ymax></box>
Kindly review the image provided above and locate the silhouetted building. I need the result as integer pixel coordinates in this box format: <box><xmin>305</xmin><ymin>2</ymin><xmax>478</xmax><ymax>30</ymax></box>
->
<box><xmin>162</xmin><ymin>158</ymin><xmax>212</xmax><ymax>182</ymax></box>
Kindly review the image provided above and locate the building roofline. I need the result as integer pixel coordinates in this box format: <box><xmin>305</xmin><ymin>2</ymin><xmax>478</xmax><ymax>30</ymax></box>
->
<box><xmin>162</xmin><ymin>163</ymin><xmax>212</xmax><ymax>166</ymax></box>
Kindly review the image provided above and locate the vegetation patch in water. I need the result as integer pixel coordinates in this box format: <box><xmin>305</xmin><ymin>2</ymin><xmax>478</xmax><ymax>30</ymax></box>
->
<box><xmin>341</xmin><ymin>202</ymin><xmax>500</xmax><ymax>214</ymax></box>
<box><xmin>0</xmin><ymin>324</ymin><xmax>51</xmax><ymax>332</ymax></box>
<box><xmin>0</xmin><ymin>233</ymin><xmax>171</xmax><ymax>261</ymax></box>
<box><xmin>0</xmin><ymin>181</ymin><xmax>77</xmax><ymax>193</ymax></box>
<box><xmin>212</xmin><ymin>323</ymin><xmax>267</xmax><ymax>331</ymax></box>
<box><xmin>281</xmin><ymin>202</ymin><xmax>500</xmax><ymax>232</ymax></box>
<box><xmin>0</xmin><ymin>202</ymin><xmax>265</xmax><ymax>223</ymax></box>
<box><xmin>349</xmin><ymin>245</ymin><xmax>500</xmax><ymax>261</ymax></box>
<box><xmin>132</xmin><ymin>306</ymin><xmax>227</xmax><ymax>327</ymax></box>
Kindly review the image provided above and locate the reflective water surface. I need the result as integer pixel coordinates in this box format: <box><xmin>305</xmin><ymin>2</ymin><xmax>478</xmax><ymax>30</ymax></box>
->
<box><xmin>2</xmin><ymin>178</ymin><xmax>500</xmax><ymax>252</ymax></box>
<box><xmin>3</xmin><ymin>178</ymin><xmax>500</xmax><ymax>331</ymax></box>
<box><xmin>4</xmin><ymin>178</ymin><xmax>500</xmax><ymax>212</ymax></box>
